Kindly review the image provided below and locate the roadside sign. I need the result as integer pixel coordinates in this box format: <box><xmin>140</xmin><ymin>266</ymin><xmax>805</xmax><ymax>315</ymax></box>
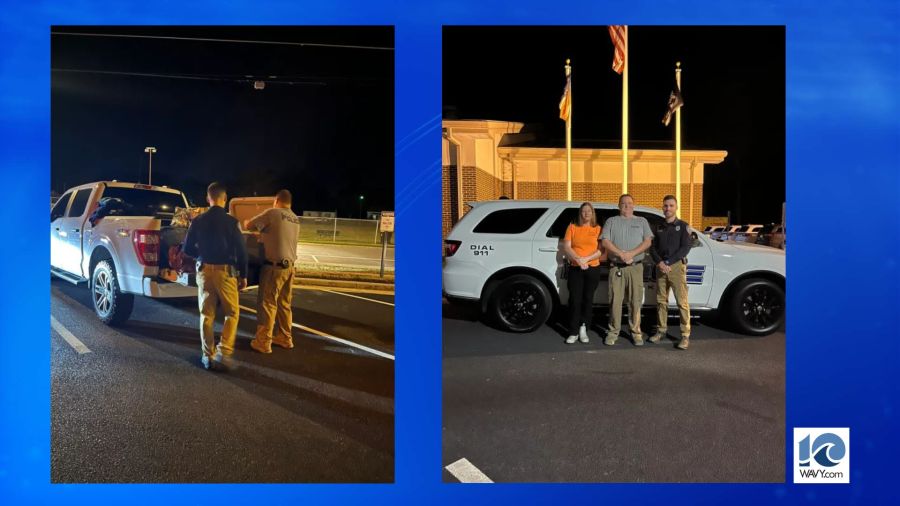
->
<box><xmin>379</xmin><ymin>211</ymin><xmax>394</xmax><ymax>232</ymax></box>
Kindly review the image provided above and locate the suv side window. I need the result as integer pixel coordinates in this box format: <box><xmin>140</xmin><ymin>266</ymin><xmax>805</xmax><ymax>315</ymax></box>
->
<box><xmin>67</xmin><ymin>188</ymin><xmax>92</xmax><ymax>217</ymax></box>
<box><xmin>635</xmin><ymin>211</ymin><xmax>664</xmax><ymax>232</ymax></box>
<box><xmin>546</xmin><ymin>207</ymin><xmax>618</xmax><ymax>238</ymax></box>
<box><xmin>51</xmin><ymin>192</ymin><xmax>73</xmax><ymax>222</ymax></box>
<box><xmin>473</xmin><ymin>208</ymin><xmax>548</xmax><ymax>234</ymax></box>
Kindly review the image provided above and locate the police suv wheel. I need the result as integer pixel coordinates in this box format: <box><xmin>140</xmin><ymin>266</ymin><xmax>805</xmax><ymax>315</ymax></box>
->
<box><xmin>488</xmin><ymin>274</ymin><xmax>553</xmax><ymax>332</ymax></box>
<box><xmin>91</xmin><ymin>260</ymin><xmax>134</xmax><ymax>326</ymax></box>
<box><xmin>728</xmin><ymin>278</ymin><xmax>784</xmax><ymax>336</ymax></box>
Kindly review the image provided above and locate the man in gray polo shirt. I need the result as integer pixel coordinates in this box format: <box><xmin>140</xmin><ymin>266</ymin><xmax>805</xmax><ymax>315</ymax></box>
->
<box><xmin>600</xmin><ymin>194</ymin><xmax>654</xmax><ymax>346</ymax></box>
<box><xmin>243</xmin><ymin>189</ymin><xmax>301</xmax><ymax>353</ymax></box>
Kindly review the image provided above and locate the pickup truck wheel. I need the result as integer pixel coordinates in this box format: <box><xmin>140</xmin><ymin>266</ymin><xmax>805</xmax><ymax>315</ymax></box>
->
<box><xmin>488</xmin><ymin>274</ymin><xmax>552</xmax><ymax>332</ymax></box>
<box><xmin>92</xmin><ymin>260</ymin><xmax>134</xmax><ymax>325</ymax></box>
<box><xmin>728</xmin><ymin>278</ymin><xmax>784</xmax><ymax>336</ymax></box>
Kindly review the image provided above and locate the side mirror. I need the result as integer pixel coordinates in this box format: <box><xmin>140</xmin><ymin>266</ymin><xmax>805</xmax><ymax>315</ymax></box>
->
<box><xmin>691</xmin><ymin>231</ymin><xmax>701</xmax><ymax>247</ymax></box>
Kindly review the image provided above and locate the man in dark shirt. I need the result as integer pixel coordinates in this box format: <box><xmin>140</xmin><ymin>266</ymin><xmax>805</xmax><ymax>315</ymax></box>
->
<box><xmin>648</xmin><ymin>195</ymin><xmax>692</xmax><ymax>350</ymax></box>
<box><xmin>183</xmin><ymin>182</ymin><xmax>248</xmax><ymax>369</ymax></box>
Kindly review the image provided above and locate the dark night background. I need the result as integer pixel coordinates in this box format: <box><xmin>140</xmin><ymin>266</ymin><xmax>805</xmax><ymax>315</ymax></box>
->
<box><xmin>52</xmin><ymin>26</ymin><xmax>393</xmax><ymax>218</ymax></box>
<box><xmin>443</xmin><ymin>26</ymin><xmax>785</xmax><ymax>224</ymax></box>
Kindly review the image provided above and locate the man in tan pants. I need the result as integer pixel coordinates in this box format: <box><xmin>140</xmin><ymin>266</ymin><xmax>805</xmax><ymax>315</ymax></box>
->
<box><xmin>183</xmin><ymin>182</ymin><xmax>248</xmax><ymax>370</ymax></box>
<box><xmin>244</xmin><ymin>189</ymin><xmax>301</xmax><ymax>353</ymax></box>
<box><xmin>649</xmin><ymin>195</ymin><xmax>692</xmax><ymax>349</ymax></box>
<box><xmin>601</xmin><ymin>194</ymin><xmax>654</xmax><ymax>346</ymax></box>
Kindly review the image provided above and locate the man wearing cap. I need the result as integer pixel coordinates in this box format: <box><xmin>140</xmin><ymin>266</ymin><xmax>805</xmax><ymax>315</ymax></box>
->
<box><xmin>183</xmin><ymin>182</ymin><xmax>248</xmax><ymax>370</ymax></box>
<box><xmin>600</xmin><ymin>194</ymin><xmax>654</xmax><ymax>346</ymax></box>
<box><xmin>649</xmin><ymin>195</ymin><xmax>693</xmax><ymax>350</ymax></box>
<box><xmin>243</xmin><ymin>189</ymin><xmax>301</xmax><ymax>353</ymax></box>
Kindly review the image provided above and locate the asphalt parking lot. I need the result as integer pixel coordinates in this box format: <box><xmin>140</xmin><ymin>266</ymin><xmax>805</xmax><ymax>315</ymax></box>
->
<box><xmin>442</xmin><ymin>301</ymin><xmax>785</xmax><ymax>483</ymax></box>
<box><xmin>51</xmin><ymin>278</ymin><xmax>394</xmax><ymax>483</ymax></box>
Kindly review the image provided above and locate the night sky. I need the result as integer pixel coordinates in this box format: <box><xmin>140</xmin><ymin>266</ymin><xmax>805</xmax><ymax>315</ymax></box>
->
<box><xmin>443</xmin><ymin>26</ymin><xmax>785</xmax><ymax>224</ymax></box>
<box><xmin>52</xmin><ymin>26</ymin><xmax>394</xmax><ymax>218</ymax></box>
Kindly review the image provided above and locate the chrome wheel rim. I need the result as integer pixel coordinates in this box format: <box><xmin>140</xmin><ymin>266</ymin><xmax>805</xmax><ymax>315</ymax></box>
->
<box><xmin>93</xmin><ymin>270</ymin><xmax>112</xmax><ymax>316</ymax></box>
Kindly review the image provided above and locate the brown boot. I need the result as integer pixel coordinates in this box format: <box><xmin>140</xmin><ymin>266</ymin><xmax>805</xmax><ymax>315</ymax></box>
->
<box><xmin>250</xmin><ymin>338</ymin><xmax>272</xmax><ymax>354</ymax></box>
<box><xmin>272</xmin><ymin>335</ymin><xmax>294</xmax><ymax>349</ymax></box>
<box><xmin>676</xmin><ymin>336</ymin><xmax>690</xmax><ymax>350</ymax></box>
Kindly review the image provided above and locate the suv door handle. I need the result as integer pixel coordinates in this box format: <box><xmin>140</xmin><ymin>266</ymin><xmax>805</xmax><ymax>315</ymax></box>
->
<box><xmin>71</xmin><ymin>228</ymin><xmax>80</xmax><ymax>233</ymax></box>
<box><xmin>538</xmin><ymin>247</ymin><xmax>557</xmax><ymax>252</ymax></box>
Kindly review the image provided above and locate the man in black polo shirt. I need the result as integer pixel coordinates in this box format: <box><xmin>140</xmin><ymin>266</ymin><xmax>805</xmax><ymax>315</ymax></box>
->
<box><xmin>649</xmin><ymin>195</ymin><xmax>692</xmax><ymax>350</ymax></box>
<box><xmin>183</xmin><ymin>182</ymin><xmax>248</xmax><ymax>369</ymax></box>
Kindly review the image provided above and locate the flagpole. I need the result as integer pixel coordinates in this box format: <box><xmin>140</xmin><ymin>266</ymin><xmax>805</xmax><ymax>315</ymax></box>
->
<box><xmin>622</xmin><ymin>26</ymin><xmax>629</xmax><ymax>194</ymax></box>
<box><xmin>675</xmin><ymin>61</ymin><xmax>682</xmax><ymax>215</ymax></box>
<box><xmin>565</xmin><ymin>59</ymin><xmax>572</xmax><ymax>201</ymax></box>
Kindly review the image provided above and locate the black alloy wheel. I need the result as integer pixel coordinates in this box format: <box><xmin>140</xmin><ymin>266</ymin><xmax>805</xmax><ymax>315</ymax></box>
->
<box><xmin>730</xmin><ymin>278</ymin><xmax>784</xmax><ymax>335</ymax></box>
<box><xmin>489</xmin><ymin>274</ymin><xmax>553</xmax><ymax>332</ymax></box>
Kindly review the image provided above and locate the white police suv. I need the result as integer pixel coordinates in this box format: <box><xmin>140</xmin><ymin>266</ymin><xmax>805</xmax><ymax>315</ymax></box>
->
<box><xmin>443</xmin><ymin>200</ymin><xmax>785</xmax><ymax>336</ymax></box>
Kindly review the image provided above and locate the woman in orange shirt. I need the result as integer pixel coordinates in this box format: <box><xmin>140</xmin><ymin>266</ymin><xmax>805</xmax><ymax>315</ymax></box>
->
<box><xmin>561</xmin><ymin>202</ymin><xmax>605</xmax><ymax>344</ymax></box>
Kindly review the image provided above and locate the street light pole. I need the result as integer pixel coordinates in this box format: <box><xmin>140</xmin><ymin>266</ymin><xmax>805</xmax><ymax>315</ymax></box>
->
<box><xmin>144</xmin><ymin>147</ymin><xmax>157</xmax><ymax>185</ymax></box>
<box><xmin>358</xmin><ymin>195</ymin><xmax>365</xmax><ymax>219</ymax></box>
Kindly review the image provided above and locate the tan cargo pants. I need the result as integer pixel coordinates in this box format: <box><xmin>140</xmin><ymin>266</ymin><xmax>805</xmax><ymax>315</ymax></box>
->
<box><xmin>197</xmin><ymin>264</ymin><xmax>240</xmax><ymax>359</ymax></box>
<box><xmin>656</xmin><ymin>261</ymin><xmax>691</xmax><ymax>337</ymax></box>
<box><xmin>606</xmin><ymin>263</ymin><xmax>644</xmax><ymax>341</ymax></box>
<box><xmin>255</xmin><ymin>264</ymin><xmax>294</xmax><ymax>344</ymax></box>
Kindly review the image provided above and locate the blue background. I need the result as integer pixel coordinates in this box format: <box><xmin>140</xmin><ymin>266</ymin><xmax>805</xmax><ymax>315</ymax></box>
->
<box><xmin>2</xmin><ymin>0</ymin><xmax>898</xmax><ymax>504</ymax></box>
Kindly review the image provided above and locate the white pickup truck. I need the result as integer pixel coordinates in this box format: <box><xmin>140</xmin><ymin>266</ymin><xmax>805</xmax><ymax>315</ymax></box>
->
<box><xmin>50</xmin><ymin>181</ymin><xmax>264</xmax><ymax>325</ymax></box>
<box><xmin>51</xmin><ymin>181</ymin><xmax>198</xmax><ymax>324</ymax></box>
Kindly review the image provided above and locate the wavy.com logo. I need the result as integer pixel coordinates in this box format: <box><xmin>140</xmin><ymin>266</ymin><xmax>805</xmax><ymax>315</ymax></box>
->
<box><xmin>793</xmin><ymin>428</ymin><xmax>850</xmax><ymax>484</ymax></box>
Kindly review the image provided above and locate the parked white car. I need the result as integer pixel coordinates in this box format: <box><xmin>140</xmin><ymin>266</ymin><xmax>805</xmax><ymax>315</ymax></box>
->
<box><xmin>443</xmin><ymin>200</ymin><xmax>785</xmax><ymax>336</ymax></box>
<box><xmin>710</xmin><ymin>225</ymin><xmax>740</xmax><ymax>241</ymax></box>
<box><xmin>729</xmin><ymin>224</ymin><xmax>764</xmax><ymax>242</ymax></box>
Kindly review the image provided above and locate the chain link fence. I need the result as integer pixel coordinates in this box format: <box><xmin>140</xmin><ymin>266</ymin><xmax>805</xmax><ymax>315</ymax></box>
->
<box><xmin>299</xmin><ymin>217</ymin><xmax>395</xmax><ymax>246</ymax></box>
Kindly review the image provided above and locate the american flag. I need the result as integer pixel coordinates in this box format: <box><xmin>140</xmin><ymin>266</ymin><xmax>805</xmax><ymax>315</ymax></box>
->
<box><xmin>608</xmin><ymin>25</ymin><xmax>626</xmax><ymax>74</ymax></box>
<box><xmin>559</xmin><ymin>75</ymin><xmax>571</xmax><ymax>121</ymax></box>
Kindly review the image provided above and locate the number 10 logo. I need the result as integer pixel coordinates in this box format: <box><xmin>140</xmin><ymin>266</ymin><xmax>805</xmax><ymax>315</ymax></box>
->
<box><xmin>793</xmin><ymin>428</ymin><xmax>850</xmax><ymax>484</ymax></box>
<box><xmin>798</xmin><ymin>432</ymin><xmax>845</xmax><ymax>467</ymax></box>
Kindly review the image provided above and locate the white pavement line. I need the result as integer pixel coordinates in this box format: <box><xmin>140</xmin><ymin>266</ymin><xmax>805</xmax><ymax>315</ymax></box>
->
<box><xmin>445</xmin><ymin>458</ymin><xmax>493</xmax><ymax>483</ymax></box>
<box><xmin>306</xmin><ymin>253</ymin><xmax>396</xmax><ymax>262</ymax></box>
<box><xmin>237</xmin><ymin>305</ymin><xmax>395</xmax><ymax>361</ymax></box>
<box><xmin>295</xmin><ymin>285</ymin><xmax>394</xmax><ymax>296</ymax></box>
<box><xmin>226</xmin><ymin>357</ymin><xmax>393</xmax><ymax>415</ymax></box>
<box><xmin>311</xmin><ymin>254</ymin><xmax>319</xmax><ymax>263</ymax></box>
<box><xmin>318</xmin><ymin>288</ymin><xmax>395</xmax><ymax>307</ymax></box>
<box><xmin>50</xmin><ymin>316</ymin><xmax>92</xmax><ymax>355</ymax></box>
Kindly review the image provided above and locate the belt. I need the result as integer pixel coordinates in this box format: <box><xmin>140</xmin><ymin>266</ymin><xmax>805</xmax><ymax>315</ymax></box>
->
<box><xmin>609</xmin><ymin>261</ymin><xmax>642</xmax><ymax>268</ymax></box>
<box><xmin>264</xmin><ymin>260</ymin><xmax>293</xmax><ymax>268</ymax></box>
<box><xmin>198</xmin><ymin>263</ymin><xmax>231</xmax><ymax>271</ymax></box>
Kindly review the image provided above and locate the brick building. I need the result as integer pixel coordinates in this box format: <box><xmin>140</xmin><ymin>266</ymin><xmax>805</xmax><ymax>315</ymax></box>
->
<box><xmin>442</xmin><ymin>119</ymin><xmax>728</xmax><ymax>237</ymax></box>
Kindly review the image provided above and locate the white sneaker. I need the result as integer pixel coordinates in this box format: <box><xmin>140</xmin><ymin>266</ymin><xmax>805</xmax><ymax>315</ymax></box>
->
<box><xmin>579</xmin><ymin>324</ymin><xmax>589</xmax><ymax>343</ymax></box>
<box><xmin>565</xmin><ymin>335</ymin><xmax>578</xmax><ymax>344</ymax></box>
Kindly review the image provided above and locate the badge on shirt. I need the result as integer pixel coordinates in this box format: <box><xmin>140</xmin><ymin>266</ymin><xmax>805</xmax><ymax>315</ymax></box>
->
<box><xmin>676</xmin><ymin>225</ymin><xmax>681</xmax><ymax>231</ymax></box>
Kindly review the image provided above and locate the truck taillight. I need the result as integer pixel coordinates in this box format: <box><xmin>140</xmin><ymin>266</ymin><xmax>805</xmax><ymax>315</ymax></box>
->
<box><xmin>132</xmin><ymin>230</ymin><xmax>160</xmax><ymax>266</ymax></box>
<box><xmin>445</xmin><ymin>240</ymin><xmax>461</xmax><ymax>257</ymax></box>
